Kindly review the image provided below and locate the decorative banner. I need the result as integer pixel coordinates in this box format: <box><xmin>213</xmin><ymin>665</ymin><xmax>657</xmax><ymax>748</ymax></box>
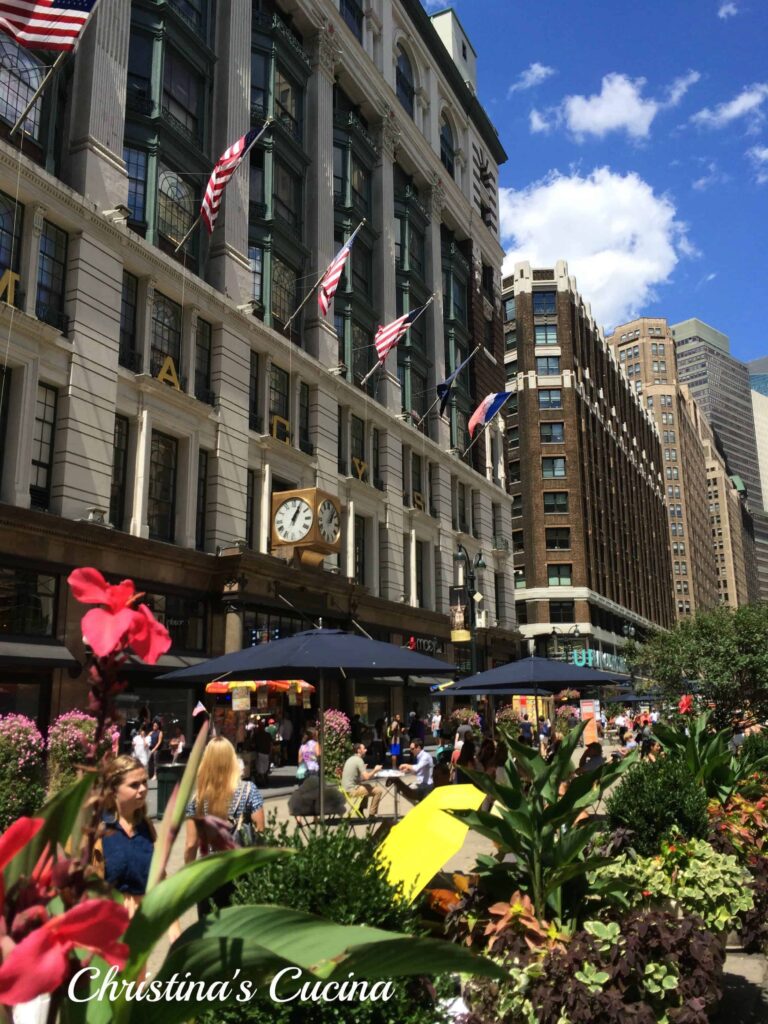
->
<box><xmin>580</xmin><ymin>699</ymin><xmax>599</xmax><ymax>745</ymax></box>
<box><xmin>288</xmin><ymin>690</ymin><xmax>297</xmax><ymax>706</ymax></box>
<box><xmin>449</xmin><ymin>585</ymin><xmax>471</xmax><ymax>643</ymax></box>
<box><xmin>354</xmin><ymin>696</ymin><xmax>369</xmax><ymax>719</ymax></box>
<box><xmin>231</xmin><ymin>687</ymin><xmax>251</xmax><ymax>712</ymax></box>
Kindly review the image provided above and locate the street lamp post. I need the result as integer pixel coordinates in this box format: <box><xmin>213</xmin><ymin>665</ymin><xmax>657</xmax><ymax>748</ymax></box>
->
<box><xmin>454</xmin><ymin>544</ymin><xmax>486</xmax><ymax>677</ymax></box>
<box><xmin>550</xmin><ymin>624</ymin><xmax>581</xmax><ymax>659</ymax></box>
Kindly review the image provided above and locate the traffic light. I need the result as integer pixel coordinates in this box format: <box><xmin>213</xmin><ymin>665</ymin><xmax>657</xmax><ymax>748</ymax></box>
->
<box><xmin>408</xmin><ymin>635</ymin><xmax>416</xmax><ymax>651</ymax></box>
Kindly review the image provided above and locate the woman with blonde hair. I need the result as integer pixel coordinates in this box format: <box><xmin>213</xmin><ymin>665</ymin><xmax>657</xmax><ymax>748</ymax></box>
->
<box><xmin>184</xmin><ymin>736</ymin><xmax>265</xmax><ymax>915</ymax></box>
<box><xmin>93</xmin><ymin>754</ymin><xmax>155</xmax><ymax>917</ymax></box>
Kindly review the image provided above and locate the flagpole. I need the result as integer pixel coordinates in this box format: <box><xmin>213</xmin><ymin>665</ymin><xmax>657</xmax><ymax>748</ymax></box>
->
<box><xmin>359</xmin><ymin>293</ymin><xmax>436</xmax><ymax>388</ymax></box>
<box><xmin>10</xmin><ymin>52</ymin><xmax>67</xmax><ymax>137</ymax></box>
<box><xmin>174</xmin><ymin>118</ymin><xmax>274</xmax><ymax>254</ymax></box>
<box><xmin>416</xmin><ymin>342</ymin><xmax>482</xmax><ymax>428</ymax></box>
<box><xmin>460</xmin><ymin>391</ymin><xmax>514</xmax><ymax>459</ymax></box>
<box><xmin>283</xmin><ymin>219</ymin><xmax>365</xmax><ymax>334</ymax></box>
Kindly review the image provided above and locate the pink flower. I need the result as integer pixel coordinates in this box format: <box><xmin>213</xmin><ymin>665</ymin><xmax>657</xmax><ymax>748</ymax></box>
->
<box><xmin>678</xmin><ymin>694</ymin><xmax>694</xmax><ymax>715</ymax></box>
<box><xmin>68</xmin><ymin>568</ymin><xmax>171</xmax><ymax>664</ymax></box>
<box><xmin>0</xmin><ymin>899</ymin><xmax>129</xmax><ymax>1005</ymax></box>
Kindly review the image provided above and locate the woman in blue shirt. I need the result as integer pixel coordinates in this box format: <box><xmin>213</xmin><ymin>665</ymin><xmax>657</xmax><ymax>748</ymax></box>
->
<box><xmin>95</xmin><ymin>755</ymin><xmax>155</xmax><ymax>916</ymax></box>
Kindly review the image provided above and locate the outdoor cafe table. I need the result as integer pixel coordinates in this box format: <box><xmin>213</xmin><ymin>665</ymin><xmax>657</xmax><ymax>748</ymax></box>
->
<box><xmin>373</xmin><ymin>768</ymin><xmax>407</xmax><ymax>821</ymax></box>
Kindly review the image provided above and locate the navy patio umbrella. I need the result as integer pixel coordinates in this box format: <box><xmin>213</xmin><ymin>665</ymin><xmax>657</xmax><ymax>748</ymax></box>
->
<box><xmin>159</xmin><ymin>628</ymin><xmax>455</xmax><ymax>820</ymax></box>
<box><xmin>438</xmin><ymin>656</ymin><xmax>629</xmax><ymax>695</ymax></box>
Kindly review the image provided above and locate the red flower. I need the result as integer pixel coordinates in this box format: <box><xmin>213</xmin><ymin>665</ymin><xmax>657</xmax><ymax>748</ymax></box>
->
<box><xmin>0</xmin><ymin>899</ymin><xmax>130</xmax><ymax>1005</ymax></box>
<box><xmin>642</xmin><ymin>889</ymin><xmax>652</xmax><ymax>897</ymax></box>
<box><xmin>68</xmin><ymin>568</ymin><xmax>171</xmax><ymax>664</ymax></box>
<box><xmin>678</xmin><ymin>694</ymin><xmax>694</xmax><ymax>715</ymax></box>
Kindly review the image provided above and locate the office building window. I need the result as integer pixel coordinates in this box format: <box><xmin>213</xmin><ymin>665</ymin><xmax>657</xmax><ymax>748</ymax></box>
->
<box><xmin>151</xmin><ymin>294</ymin><xmax>182</xmax><ymax>375</ymax></box>
<box><xmin>549</xmin><ymin>599</ymin><xmax>575</xmax><ymax>623</ymax></box>
<box><xmin>533</xmin><ymin>291</ymin><xmax>556</xmax><ymax>315</ymax></box>
<box><xmin>273</xmin><ymin>160</ymin><xmax>301</xmax><ymax>231</ymax></box>
<box><xmin>157</xmin><ymin>167</ymin><xmax>195</xmax><ymax>242</ymax></box>
<box><xmin>0</xmin><ymin>189</ymin><xmax>22</xmax><ymax>277</ymax></box>
<box><xmin>249</xmin><ymin>149</ymin><xmax>265</xmax><ymax>210</ymax></box>
<box><xmin>0</xmin><ymin>367</ymin><xmax>9</xmax><ymax>483</ymax></box>
<box><xmin>396</xmin><ymin>47</ymin><xmax>415</xmax><ymax>117</ymax></box>
<box><xmin>162</xmin><ymin>49</ymin><xmax>201</xmax><ymax>141</ymax></box>
<box><xmin>250</xmin><ymin>50</ymin><xmax>268</xmax><ymax>116</ymax></box>
<box><xmin>0</xmin><ymin>565</ymin><xmax>56</xmax><ymax>637</ymax></box>
<box><xmin>511</xmin><ymin>493</ymin><xmax>522</xmax><ymax>516</ymax></box>
<box><xmin>195</xmin><ymin>448</ymin><xmax>208</xmax><ymax>550</ymax></box>
<box><xmin>505</xmin><ymin>330</ymin><xmax>517</xmax><ymax>352</ymax></box>
<box><xmin>515</xmin><ymin>600</ymin><xmax>528</xmax><ymax>624</ymax></box>
<box><xmin>539</xmin><ymin>389</ymin><xmax>562</xmax><ymax>409</ymax></box>
<box><xmin>299</xmin><ymin>382</ymin><xmax>311</xmax><ymax>453</ymax></box>
<box><xmin>195</xmin><ymin>318</ymin><xmax>213</xmax><ymax>403</ymax></box>
<box><xmin>415</xmin><ymin>539</ymin><xmax>425</xmax><ymax>606</ymax></box>
<box><xmin>0</xmin><ymin>37</ymin><xmax>44</xmax><ymax>139</ymax></box>
<box><xmin>508</xmin><ymin>460</ymin><xmax>521</xmax><ymax>483</ymax></box>
<box><xmin>540</xmin><ymin>421</ymin><xmax>564</xmax><ymax>444</ymax></box>
<box><xmin>354</xmin><ymin>514</ymin><xmax>366</xmax><ymax>584</ymax></box>
<box><xmin>536</xmin><ymin>356</ymin><xmax>560</xmax><ymax>376</ymax></box>
<box><xmin>37</xmin><ymin>220</ymin><xmax>67</xmax><ymax>330</ymax></box>
<box><xmin>350</xmin><ymin>155</ymin><xmax>370</xmax><ymax>216</ymax></box>
<box><xmin>508</xmin><ymin>423</ymin><xmax>519</xmax><ymax>447</ymax></box>
<box><xmin>249</xmin><ymin>246</ymin><xmax>263</xmax><ymax>304</ymax></box>
<box><xmin>124</xmin><ymin>147</ymin><xmax>147</xmax><ymax>224</ymax></box>
<box><xmin>148</xmin><ymin>431</ymin><xmax>177</xmax><ymax>542</ymax></box>
<box><xmin>545</xmin><ymin>527</ymin><xmax>571</xmax><ymax>549</ymax></box>
<box><xmin>245</xmin><ymin>469</ymin><xmax>255</xmax><ymax>548</ymax></box>
<box><xmin>535</xmin><ymin>324</ymin><xmax>557</xmax><ymax>346</ymax></box>
<box><xmin>542</xmin><ymin>457</ymin><xmax>566</xmax><ymax>478</ymax></box>
<box><xmin>503</xmin><ymin>296</ymin><xmax>516</xmax><ymax>321</ymax></box>
<box><xmin>548</xmin><ymin>564</ymin><xmax>572</xmax><ymax>586</ymax></box>
<box><xmin>512</xmin><ymin>530</ymin><xmax>524</xmax><ymax>552</ymax></box>
<box><xmin>119</xmin><ymin>272</ymin><xmax>139</xmax><ymax>370</ymax></box>
<box><xmin>271</xmin><ymin>256</ymin><xmax>297</xmax><ymax>330</ymax></box>
<box><xmin>351</xmin><ymin>414</ymin><xmax>365</xmax><ymax>477</ymax></box>
<box><xmin>110</xmin><ymin>415</ymin><xmax>129</xmax><ymax>530</ymax></box>
<box><xmin>248</xmin><ymin>350</ymin><xmax>260</xmax><ymax>431</ymax></box>
<box><xmin>514</xmin><ymin>566</ymin><xmax>526</xmax><ymax>589</ymax></box>
<box><xmin>440</xmin><ymin>115</ymin><xmax>455</xmax><ymax>176</ymax></box>
<box><xmin>269</xmin><ymin>363</ymin><xmax>289</xmax><ymax>423</ymax></box>
<box><xmin>274</xmin><ymin>66</ymin><xmax>301</xmax><ymax>140</ymax></box>
<box><xmin>544</xmin><ymin>491</ymin><xmax>569</xmax><ymax>513</ymax></box>
<box><xmin>30</xmin><ymin>384</ymin><xmax>56</xmax><ymax>510</ymax></box>
<box><xmin>505</xmin><ymin>361</ymin><xmax>518</xmax><ymax>384</ymax></box>
<box><xmin>340</xmin><ymin>0</ymin><xmax>363</xmax><ymax>42</ymax></box>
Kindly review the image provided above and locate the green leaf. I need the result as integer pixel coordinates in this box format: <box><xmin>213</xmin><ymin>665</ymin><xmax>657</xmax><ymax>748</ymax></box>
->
<box><xmin>119</xmin><ymin>905</ymin><xmax>506</xmax><ymax>1024</ymax></box>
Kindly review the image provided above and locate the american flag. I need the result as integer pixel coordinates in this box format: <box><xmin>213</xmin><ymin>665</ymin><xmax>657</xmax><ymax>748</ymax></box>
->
<box><xmin>200</xmin><ymin>124</ymin><xmax>268</xmax><ymax>234</ymax></box>
<box><xmin>318</xmin><ymin>222</ymin><xmax>363</xmax><ymax>316</ymax></box>
<box><xmin>374</xmin><ymin>306</ymin><xmax>423</xmax><ymax>363</ymax></box>
<box><xmin>0</xmin><ymin>0</ymin><xmax>97</xmax><ymax>51</ymax></box>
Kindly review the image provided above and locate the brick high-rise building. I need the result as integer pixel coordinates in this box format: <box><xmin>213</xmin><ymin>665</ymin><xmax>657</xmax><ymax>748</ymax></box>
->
<box><xmin>0</xmin><ymin>0</ymin><xmax>517</xmax><ymax>730</ymax></box>
<box><xmin>607</xmin><ymin>318</ymin><xmax>719</xmax><ymax>619</ymax></box>
<box><xmin>503</xmin><ymin>263</ymin><xmax>674</xmax><ymax>667</ymax></box>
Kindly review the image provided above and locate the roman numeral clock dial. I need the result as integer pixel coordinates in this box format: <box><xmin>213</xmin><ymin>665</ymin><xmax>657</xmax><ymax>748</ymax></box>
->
<box><xmin>274</xmin><ymin>497</ymin><xmax>313</xmax><ymax>543</ymax></box>
<box><xmin>318</xmin><ymin>498</ymin><xmax>341</xmax><ymax>543</ymax></box>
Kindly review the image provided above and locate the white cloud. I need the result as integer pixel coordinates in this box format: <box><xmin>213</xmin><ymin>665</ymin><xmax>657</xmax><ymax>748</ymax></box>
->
<box><xmin>529</xmin><ymin>108</ymin><xmax>551</xmax><ymax>133</ymax></box>
<box><xmin>508</xmin><ymin>62</ymin><xmax>556</xmax><ymax>95</ymax></box>
<box><xmin>718</xmin><ymin>2</ymin><xmax>739</xmax><ymax>17</ymax></box>
<box><xmin>499</xmin><ymin>168</ymin><xmax>692</xmax><ymax>329</ymax></box>
<box><xmin>747</xmin><ymin>145</ymin><xmax>768</xmax><ymax>183</ymax></box>
<box><xmin>697</xmin><ymin>272</ymin><xmax>718</xmax><ymax>288</ymax></box>
<box><xmin>691</xmin><ymin>160</ymin><xmax>729</xmax><ymax>190</ymax></box>
<box><xmin>691</xmin><ymin>83</ymin><xmax>768</xmax><ymax>131</ymax></box>
<box><xmin>535</xmin><ymin>71</ymin><xmax>700</xmax><ymax>141</ymax></box>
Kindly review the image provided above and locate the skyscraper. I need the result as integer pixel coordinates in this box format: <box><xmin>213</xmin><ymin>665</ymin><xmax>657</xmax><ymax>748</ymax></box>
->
<box><xmin>671</xmin><ymin>318</ymin><xmax>763</xmax><ymax>506</ymax></box>
<box><xmin>749</xmin><ymin>356</ymin><xmax>768</xmax><ymax>398</ymax></box>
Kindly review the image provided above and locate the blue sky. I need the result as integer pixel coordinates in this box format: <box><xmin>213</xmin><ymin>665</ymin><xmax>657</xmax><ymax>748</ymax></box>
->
<box><xmin>425</xmin><ymin>0</ymin><xmax>767</xmax><ymax>363</ymax></box>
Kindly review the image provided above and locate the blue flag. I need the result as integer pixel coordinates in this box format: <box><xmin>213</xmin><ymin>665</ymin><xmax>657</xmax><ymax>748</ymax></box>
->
<box><xmin>437</xmin><ymin>350</ymin><xmax>475</xmax><ymax>416</ymax></box>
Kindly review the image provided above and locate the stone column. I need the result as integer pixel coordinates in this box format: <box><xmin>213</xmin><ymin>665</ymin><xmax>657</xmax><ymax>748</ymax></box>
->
<box><xmin>258</xmin><ymin>461</ymin><xmax>272</xmax><ymax>553</ymax></box>
<box><xmin>62</xmin><ymin>0</ymin><xmax>131</xmax><ymax>209</ymax></box>
<box><xmin>224</xmin><ymin>603</ymin><xmax>243</xmax><ymax>654</ymax></box>
<box><xmin>345</xmin><ymin>497</ymin><xmax>355</xmax><ymax>579</ymax></box>
<box><xmin>303</xmin><ymin>23</ymin><xmax>339</xmax><ymax>363</ymax></box>
<box><xmin>129</xmin><ymin>401</ymin><xmax>152</xmax><ymax>538</ymax></box>
<box><xmin>408</xmin><ymin>524</ymin><xmax>417</xmax><ymax>606</ymax></box>
<box><xmin>175</xmin><ymin>433</ymin><xmax>198</xmax><ymax>548</ymax></box>
<box><xmin>208</xmin><ymin>322</ymin><xmax>250</xmax><ymax>549</ymax></box>
<box><xmin>206</xmin><ymin>1</ymin><xmax>252</xmax><ymax>300</ymax></box>
<box><xmin>138</xmin><ymin>278</ymin><xmax>155</xmax><ymax>377</ymax></box>
<box><xmin>20</xmin><ymin>205</ymin><xmax>45</xmax><ymax>319</ymax></box>
<box><xmin>183</xmin><ymin>306</ymin><xmax>199</xmax><ymax>398</ymax></box>
<box><xmin>1</xmin><ymin>358</ymin><xmax>37</xmax><ymax>507</ymax></box>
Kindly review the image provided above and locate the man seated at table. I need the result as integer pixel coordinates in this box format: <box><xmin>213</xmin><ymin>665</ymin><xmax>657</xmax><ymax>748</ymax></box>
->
<box><xmin>341</xmin><ymin>743</ymin><xmax>385</xmax><ymax>816</ymax></box>
<box><xmin>395</xmin><ymin>738</ymin><xmax>434</xmax><ymax>803</ymax></box>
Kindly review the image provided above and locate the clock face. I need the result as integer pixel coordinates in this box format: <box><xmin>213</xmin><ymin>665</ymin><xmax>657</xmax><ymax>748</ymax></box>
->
<box><xmin>318</xmin><ymin>498</ymin><xmax>341</xmax><ymax>543</ymax></box>
<box><xmin>274</xmin><ymin>497</ymin><xmax>314</xmax><ymax>543</ymax></box>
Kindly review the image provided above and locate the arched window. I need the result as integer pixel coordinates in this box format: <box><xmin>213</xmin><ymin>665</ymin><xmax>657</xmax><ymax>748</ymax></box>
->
<box><xmin>157</xmin><ymin>168</ymin><xmax>195</xmax><ymax>243</ymax></box>
<box><xmin>0</xmin><ymin>37</ymin><xmax>44</xmax><ymax>140</ymax></box>
<box><xmin>396</xmin><ymin>46</ymin><xmax>415</xmax><ymax>117</ymax></box>
<box><xmin>440</xmin><ymin>115</ymin><xmax>455</xmax><ymax>177</ymax></box>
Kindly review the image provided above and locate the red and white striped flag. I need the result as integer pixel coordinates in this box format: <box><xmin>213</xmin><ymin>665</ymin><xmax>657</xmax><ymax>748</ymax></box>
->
<box><xmin>318</xmin><ymin>222</ymin><xmax>363</xmax><ymax>316</ymax></box>
<box><xmin>374</xmin><ymin>306</ymin><xmax>424</xmax><ymax>363</ymax></box>
<box><xmin>200</xmin><ymin>123</ymin><xmax>269</xmax><ymax>234</ymax></box>
<box><xmin>0</xmin><ymin>0</ymin><xmax>97</xmax><ymax>51</ymax></box>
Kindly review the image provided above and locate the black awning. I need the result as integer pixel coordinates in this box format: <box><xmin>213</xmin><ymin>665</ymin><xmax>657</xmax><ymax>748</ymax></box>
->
<box><xmin>0</xmin><ymin>641</ymin><xmax>80</xmax><ymax>669</ymax></box>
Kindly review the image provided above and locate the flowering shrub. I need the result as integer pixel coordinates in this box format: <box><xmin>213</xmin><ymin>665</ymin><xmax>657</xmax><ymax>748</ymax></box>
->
<box><xmin>554</xmin><ymin>688</ymin><xmax>580</xmax><ymax>702</ymax></box>
<box><xmin>46</xmin><ymin>711</ymin><xmax>105</xmax><ymax>794</ymax></box>
<box><xmin>448</xmin><ymin>707</ymin><xmax>481</xmax><ymax>732</ymax></box>
<box><xmin>323</xmin><ymin>707</ymin><xmax>353</xmax><ymax>778</ymax></box>
<box><xmin>0</xmin><ymin>715</ymin><xmax>45</xmax><ymax>830</ymax></box>
<box><xmin>555</xmin><ymin>703</ymin><xmax>578</xmax><ymax>732</ymax></box>
<box><xmin>495</xmin><ymin>705</ymin><xmax>520</xmax><ymax>726</ymax></box>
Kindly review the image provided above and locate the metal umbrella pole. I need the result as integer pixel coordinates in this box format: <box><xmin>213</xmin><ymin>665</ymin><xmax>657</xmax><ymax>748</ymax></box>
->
<box><xmin>318</xmin><ymin>668</ymin><xmax>326</xmax><ymax>824</ymax></box>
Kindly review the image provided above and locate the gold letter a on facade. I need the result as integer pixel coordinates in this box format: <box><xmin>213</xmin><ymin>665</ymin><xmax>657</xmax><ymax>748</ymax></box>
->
<box><xmin>156</xmin><ymin>355</ymin><xmax>181</xmax><ymax>390</ymax></box>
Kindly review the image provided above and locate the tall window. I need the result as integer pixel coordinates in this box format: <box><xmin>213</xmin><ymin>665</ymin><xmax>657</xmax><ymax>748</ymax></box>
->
<box><xmin>195</xmin><ymin>448</ymin><xmax>208</xmax><ymax>550</ymax></box>
<box><xmin>30</xmin><ymin>384</ymin><xmax>56</xmax><ymax>510</ymax></box>
<box><xmin>0</xmin><ymin>190</ymin><xmax>22</xmax><ymax>278</ymax></box>
<box><xmin>271</xmin><ymin>256</ymin><xmax>297</xmax><ymax>330</ymax></box>
<box><xmin>274</xmin><ymin>67</ymin><xmax>301</xmax><ymax>140</ymax></box>
<box><xmin>110</xmin><ymin>415</ymin><xmax>129</xmax><ymax>530</ymax></box>
<box><xmin>0</xmin><ymin>367</ymin><xmax>10</xmax><ymax>484</ymax></box>
<box><xmin>148</xmin><ymin>432</ymin><xmax>178</xmax><ymax>542</ymax></box>
<box><xmin>249</xmin><ymin>350</ymin><xmax>260</xmax><ymax>431</ymax></box>
<box><xmin>0</xmin><ymin>567</ymin><xmax>56</xmax><ymax>637</ymax></box>
<box><xmin>440</xmin><ymin>116</ymin><xmax>455</xmax><ymax>176</ymax></box>
<box><xmin>299</xmin><ymin>382</ymin><xmax>311</xmax><ymax>453</ymax></box>
<box><xmin>351</xmin><ymin>415</ymin><xmax>365</xmax><ymax>477</ymax></box>
<box><xmin>162</xmin><ymin>50</ymin><xmax>201</xmax><ymax>142</ymax></box>
<box><xmin>273</xmin><ymin>161</ymin><xmax>301</xmax><ymax>230</ymax></box>
<box><xmin>195</xmin><ymin>318</ymin><xmax>213</xmax><ymax>404</ymax></box>
<box><xmin>533</xmin><ymin>291</ymin><xmax>556</xmax><ymax>315</ymax></box>
<box><xmin>157</xmin><ymin>168</ymin><xmax>195</xmax><ymax>244</ymax></box>
<box><xmin>245</xmin><ymin>469</ymin><xmax>255</xmax><ymax>548</ymax></box>
<box><xmin>354</xmin><ymin>515</ymin><xmax>366</xmax><ymax>584</ymax></box>
<box><xmin>127</xmin><ymin>32</ymin><xmax>153</xmax><ymax>112</ymax></box>
<box><xmin>250</xmin><ymin>51</ymin><xmax>268</xmax><ymax>116</ymax></box>
<box><xmin>350</xmin><ymin>155</ymin><xmax>370</xmax><ymax>216</ymax></box>
<box><xmin>151</xmin><ymin>294</ymin><xmax>182</xmax><ymax>376</ymax></box>
<box><xmin>415</xmin><ymin>539</ymin><xmax>425</xmax><ymax>606</ymax></box>
<box><xmin>269</xmin><ymin>364</ymin><xmax>289</xmax><ymax>437</ymax></box>
<box><xmin>37</xmin><ymin>221</ymin><xmax>67</xmax><ymax>332</ymax></box>
<box><xmin>124</xmin><ymin>148</ymin><xmax>147</xmax><ymax>225</ymax></box>
<box><xmin>119</xmin><ymin>273</ymin><xmax>139</xmax><ymax>371</ymax></box>
<box><xmin>340</xmin><ymin>0</ymin><xmax>363</xmax><ymax>41</ymax></box>
<box><xmin>396</xmin><ymin>47</ymin><xmax>415</xmax><ymax>117</ymax></box>
<box><xmin>249</xmin><ymin>245</ymin><xmax>263</xmax><ymax>304</ymax></box>
<box><xmin>0</xmin><ymin>37</ymin><xmax>44</xmax><ymax>139</ymax></box>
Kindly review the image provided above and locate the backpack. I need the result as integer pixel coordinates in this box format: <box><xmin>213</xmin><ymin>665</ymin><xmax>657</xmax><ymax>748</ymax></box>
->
<box><xmin>229</xmin><ymin>784</ymin><xmax>258</xmax><ymax>847</ymax></box>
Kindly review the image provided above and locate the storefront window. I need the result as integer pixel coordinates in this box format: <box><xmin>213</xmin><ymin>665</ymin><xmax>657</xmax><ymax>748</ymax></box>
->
<box><xmin>0</xmin><ymin>567</ymin><xmax>56</xmax><ymax>636</ymax></box>
<box><xmin>141</xmin><ymin>593</ymin><xmax>206</xmax><ymax>652</ymax></box>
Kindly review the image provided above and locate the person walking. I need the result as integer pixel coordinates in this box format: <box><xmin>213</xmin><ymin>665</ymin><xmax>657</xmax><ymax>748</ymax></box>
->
<box><xmin>298</xmin><ymin>728</ymin><xmax>321</xmax><ymax>778</ymax></box>
<box><xmin>93</xmin><ymin>755</ymin><xmax>155</xmax><ymax>918</ymax></box>
<box><xmin>388</xmin><ymin>714</ymin><xmax>403</xmax><ymax>768</ymax></box>
<box><xmin>277</xmin><ymin>715</ymin><xmax>294</xmax><ymax>766</ymax></box>
<box><xmin>147</xmin><ymin>718</ymin><xmax>163</xmax><ymax>779</ymax></box>
<box><xmin>169</xmin><ymin>723</ymin><xmax>186</xmax><ymax>764</ymax></box>
<box><xmin>184</xmin><ymin>736</ymin><xmax>264</xmax><ymax>916</ymax></box>
<box><xmin>431</xmin><ymin>710</ymin><xmax>442</xmax><ymax>741</ymax></box>
<box><xmin>131</xmin><ymin>723</ymin><xmax>150</xmax><ymax>769</ymax></box>
<box><xmin>453</xmin><ymin>738</ymin><xmax>478</xmax><ymax>784</ymax></box>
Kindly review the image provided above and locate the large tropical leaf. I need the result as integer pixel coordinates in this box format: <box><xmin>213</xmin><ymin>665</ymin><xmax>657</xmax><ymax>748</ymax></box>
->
<box><xmin>120</xmin><ymin>904</ymin><xmax>507</xmax><ymax>1024</ymax></box>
